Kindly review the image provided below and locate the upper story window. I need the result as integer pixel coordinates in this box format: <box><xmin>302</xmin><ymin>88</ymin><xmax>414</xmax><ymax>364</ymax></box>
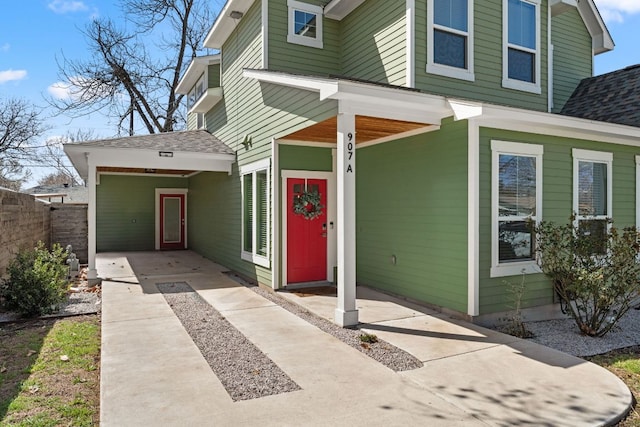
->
<box><xmin>287</xmin><ymin>0</ymin><xmax>323</xmax><ymax>49</ymax></box>
<box><xmin>187</xmin><ymin>74</ymin><xmax>206</xmax><ymax>110</ymax></box>
<box><xmin>427</xmin><ymin>0</ymin><xmax>474</xmax><ymax>81</ymax></box>
<box><xmin>573</xmin><ymin>149</ymin><xmax>612</xmax><ymax>251</ymax></box>
<box><xmin>503</xmin><ymin>0</ymin><xmax>541</xmax><ymax>94</ymax></box>
<box><xmin>491</xmin><ymin>140</ymin><xmax>543</xmax><ymax>277</ymax></box>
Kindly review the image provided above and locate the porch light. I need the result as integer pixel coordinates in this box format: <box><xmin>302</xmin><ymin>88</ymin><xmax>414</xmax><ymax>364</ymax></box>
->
<box><xmin>159</xmin><ymin>151</ymin><xmax>173</xmax><ymax>157</ymax></box>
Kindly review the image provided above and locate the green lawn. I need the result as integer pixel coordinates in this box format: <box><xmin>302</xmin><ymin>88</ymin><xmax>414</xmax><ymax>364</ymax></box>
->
<box><xmin>0</xmin><ymin>315</ymin><xmax>100</xmax><ymax>426</ymax></box>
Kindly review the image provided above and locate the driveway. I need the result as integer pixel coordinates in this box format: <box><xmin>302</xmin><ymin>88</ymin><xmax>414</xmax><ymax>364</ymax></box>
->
<box><xmin>99</xmin><ymin>251</ymin><xmax>632</xmax><ymax>426</ymax></box>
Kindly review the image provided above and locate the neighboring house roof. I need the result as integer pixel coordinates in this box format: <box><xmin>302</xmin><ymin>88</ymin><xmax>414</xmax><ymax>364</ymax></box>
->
<box><xmin>205</xmin><ymin>0</ymin><xmax>613</xmax><ymax>53</ymax></box>
<box><xmin>64</xmin><ymin>129</ymin><xmax>236</xmax><ymax>180</ymax></box>
<box><xmin>27</xmin><ymin>184</ymin><xmax>89</xmax><ymax>204</ymax></box>
<box><xmin>561</xmin><ymin>64</ymin><xmax>640</xmax><ymax>128</ymax></box>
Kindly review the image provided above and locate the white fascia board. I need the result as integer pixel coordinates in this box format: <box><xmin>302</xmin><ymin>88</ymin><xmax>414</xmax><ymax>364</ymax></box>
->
<box><xmin>447</xmin><ymin>99</ymin><xmax>483</xmax><ymax>121</ymax></box>
<box><xmin>243</xmin><ymin>68</ymin><xmax>337</xmax><ymax>94</ymax></box>
<box><xmin>549</xmin><ymin>0</ymin><xmax>577</xmax><ymax>17</ymax></box>
<box><xmin>324</xmin><ymin>0</ymin><xmax>367</xmax><ymax>20</ymax></box>
<box><xmin>204</xmin><ymin>0</ymin><xmax>256</xmax><ymax>49</ymax></box>
<box><xmin>176</xmin><ymin>55</ymin><xmax>220</xmax><ymax>94</ymax></box>
<box><xmin>576</xmin><ymin>0</ymin><xmax>614</xmax><ymax>54</ymax></box>
<box><xmin>478</xmin><ymin>104</ymin><xmax>640</xmax><ymax>146</ymax></box>
<box><xmin>189</xmin><ymin>88</ymin><xmax>224</xmax><ymax>113</ymax></box>
<box><xmin>64</xmin><ymin>145</ymin><xmax>235</xmax><ymax>180</ymax></box>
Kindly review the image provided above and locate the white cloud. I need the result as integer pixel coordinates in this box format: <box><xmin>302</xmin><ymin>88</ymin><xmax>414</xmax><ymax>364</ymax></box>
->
<box><xmin>47</xmin><ymin>0</ymin><xmax>89</xmax><ymax>14</ymax></box>
<box><xmin>0</xmin><ymin>69</ymin><xmax>27</xmax><ymax>84</ymax></box>
<box><xmin>48</xmin><ymin>81</ymin><xmax>75</xmax><ymax>100</ymax></box>
<box><xmin>0</xmin><ymin>43</ymin><xmax>9</xmax><ymax>53</ymax></box>
<box><xmin>595</xmin><ymin>0</ymin><xmax>640</xmax><ymax>23</ymax></box>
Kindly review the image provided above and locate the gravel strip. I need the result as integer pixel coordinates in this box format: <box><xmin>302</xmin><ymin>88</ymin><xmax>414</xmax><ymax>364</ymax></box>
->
<box><xmin>0</xmin><ymin>292</ymin><xmax>100</xmax><ymax>323</ymax></box>
<box><xmin>157</xmin><ymin>282</ymin><xmax>301</xmax><ymax>401</ymax></box>
<box><xmin>525</xmin><ymin>307</ymin><xmax>640</xmax><ymax>357</ymax></box>
<box><xmin>247</xmin><ymin>284</ymin><xmax>423</xmax><ymax>372</ymax></box>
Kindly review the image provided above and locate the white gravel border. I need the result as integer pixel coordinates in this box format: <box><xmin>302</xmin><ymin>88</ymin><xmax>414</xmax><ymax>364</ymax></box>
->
<box><xmin>525</xmin><ymin>307</ymin><xmax>640</xmax><ymax>357</ymax></box>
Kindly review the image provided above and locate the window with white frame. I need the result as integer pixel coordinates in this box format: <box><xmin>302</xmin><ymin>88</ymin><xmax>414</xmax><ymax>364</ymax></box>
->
<box><xmin>187</xmin><ymin>74</ymin><xmax>206</xmax><ymax>110</ymax></box>
<box><xmin>287</xmin><ymin>0</ymin><xmax>323</xmax><ymax>49</ymax></box>
<box><xmin>491</xmin><ymin>140</ymin><xmax>543</xmax><ymax>277</ymax></box>
<box><xmin>503</xmin><ymin>0</ymin><xmax>541</xmax><ymax>93</ymax></box>
<box><xmin>573</xmin><ymin>149</ymin><xmax>612</xmax><ymax>251</ymax></box>
<box><xmin>241</xmin><ymin>159</ymin><xmax>270</xmax><ymax>268</ymax></box>
<box><xmin>427</xmin><ymin>0</ymin><xmax>475</xmax><ymax>81</ymax></box>
<box><xmin>196</xmin><ymin>112</ymin><xmax>205</xmax><ymax>129</ymax></box>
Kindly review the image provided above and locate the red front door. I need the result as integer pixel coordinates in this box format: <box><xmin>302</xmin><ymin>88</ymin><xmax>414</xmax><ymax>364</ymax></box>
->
<box><xmin>287</xmin><ymin>178</ymin><xmax>328</xmax><ymax>283</ymax></box>
<box><xmin>160</xmin><ymin>194</ymin><xmax>185</xmax><ymax>250</ymax></box>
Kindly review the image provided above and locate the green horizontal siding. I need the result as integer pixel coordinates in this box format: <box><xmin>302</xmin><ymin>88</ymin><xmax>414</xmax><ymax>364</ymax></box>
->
<box><xmin>96</xmin><ymin>175</ymin><xmax>188</xmax><ymax>252</ymax></box>
<box><xmin>551</xmin><ymin>9</ymin><xmax>592</xmax><ymax>112</ymax></box>
<box><xmin>478</xmin><ymin>128</ymin><xmax>640</xmax><ymax>314</ymax></box>
<box><xmin>208</xmin><ymin>64</ymin><xmax>221</xmax><ymax>88</ymax></box>
<box><xmin>356</xmin><ymin>119</ymin><xmax>469</xmax><ymax>313</ymax></box>
<box><xmin>415</xmin><ymin>0</ymin><xmax>548</xmax><ymax>111</ymax></box>
<box><xmin>268</xmin><ymin>0</ymin><xmax>340</xmax><ymax>75</ymax></box>
<box><xmin>340</xmin><ymin>0</ymin><xmax>406</xmax><ymax>86</ymax></box>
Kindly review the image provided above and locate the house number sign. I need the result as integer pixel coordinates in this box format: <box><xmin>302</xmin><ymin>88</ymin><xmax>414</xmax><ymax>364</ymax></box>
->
<box><xmin>346</xmin><ymin>132</ymin><xmax>354</xmax><ymax>173</ymax></box>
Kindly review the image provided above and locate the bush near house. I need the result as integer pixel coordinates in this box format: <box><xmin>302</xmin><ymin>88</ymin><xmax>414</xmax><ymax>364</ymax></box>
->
<box><xmin>534</xmin><ymin>219</ymin><xmax>640</xmax><ymax>337</ymax></box>
<box><xmin>0</xmin><ymin>242</ymin><xmax>69</xmax><ymax>317</ymax></box>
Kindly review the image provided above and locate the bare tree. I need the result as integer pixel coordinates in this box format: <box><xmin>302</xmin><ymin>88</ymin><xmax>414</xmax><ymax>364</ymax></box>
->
<box><xmin>51</xmin><ymin>0</ymin><xmax>216</xmax><ymax>135</ymax></box>
<box><xmin>0</xmin><ymin>98</ymin><xmax>47</xmax><ymax>190</ymax></box>
<box><xmin>36</xmin><ymin>129</ymin><xmax>97</xmax><ymax>186</ymax></box>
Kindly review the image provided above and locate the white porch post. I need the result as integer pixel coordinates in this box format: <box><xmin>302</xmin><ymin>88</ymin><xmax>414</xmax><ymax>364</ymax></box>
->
<box><xmin>335</xmin><ymin>111</ymin><xmax>359</xmax><ymax>327</ymax></box>
<box><xmin>86</xmin><ymin>155</ymin><xmax>98</xmax><ymax>283</ymax></box>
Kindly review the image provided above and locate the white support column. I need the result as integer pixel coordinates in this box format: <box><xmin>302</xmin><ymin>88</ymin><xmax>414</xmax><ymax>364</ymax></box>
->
<box><xmin>335</xmin><ymin>111</ymin><xmax>359</xmax><ymax>327</ymax></box>
<box><xmin>86</xmin><ymin>155</ymin><xmax>98</xmax><ymax>283</ymax></box>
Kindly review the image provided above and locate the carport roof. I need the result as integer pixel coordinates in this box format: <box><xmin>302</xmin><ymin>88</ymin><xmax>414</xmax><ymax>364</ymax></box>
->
<box><xmin>67</xmin><ymin>129</ymin><xmax>235</xmax><ymax>155</ymax></box>
<box><xmin>64</xmin><ymin>130</ymin><xmax>236</xmax><ymax>180</ymax></box>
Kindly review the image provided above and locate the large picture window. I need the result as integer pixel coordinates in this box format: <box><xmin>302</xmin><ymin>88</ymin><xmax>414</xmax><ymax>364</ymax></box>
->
<box><xmin>491</xmin><ymin>140</ymin><xmax>543</xmax><ymax>277</ymax></box>
<box><xmin>241</xmin><ymin>159</ymin><xmax>270</xmax><ymax>268</ymax></box>
<box><xmin>573</xmin><ymin>149</ymin><xmax>612</xmax><ymax>249</ymax></box>
<box><xmin>427</xmin><ymin>0</ymin><xmax>474</xmax><ymax>81</ymax></box>
<box><xmin>503</xmin><ymin>0</ymin><xmax>541</xmax><ymax>93</ymax></box>
<box><xmin>287</xmin><ymin>0</ymin><xmax>323</xmax><ymax>49</ymax></box>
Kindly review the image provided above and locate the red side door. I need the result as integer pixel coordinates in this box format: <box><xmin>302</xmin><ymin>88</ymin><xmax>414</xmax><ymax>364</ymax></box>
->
<box><xmin>160</xmin><ymin>194</ymin><xmax>185</xmax><ymax>250</ymax></box>
<box><xmin>287</xmin><ymin>178</ymin><xmax>328</xmax><ymax>283</ymax></box>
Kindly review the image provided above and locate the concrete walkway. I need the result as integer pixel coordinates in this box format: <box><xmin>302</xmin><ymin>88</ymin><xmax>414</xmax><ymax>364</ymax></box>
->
<box><xmin>99</xmin><ymin>251</ymin><xmax>632</xmax><ymax>426</ymax></box>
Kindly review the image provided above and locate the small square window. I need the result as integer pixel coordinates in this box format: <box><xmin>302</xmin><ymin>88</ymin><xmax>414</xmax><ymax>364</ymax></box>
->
<box><xmin>287</xmin><ymin>0</ymin><xmax>323</xmax><ymax>49</ymax></box>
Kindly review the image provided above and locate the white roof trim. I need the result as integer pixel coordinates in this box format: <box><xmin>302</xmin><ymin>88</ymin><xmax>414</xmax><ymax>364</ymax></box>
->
<box><xmin>64</xmin><ymin>144</ymin><xmax>235</xmax><ymax>181</ymax></box>
<box><xmin>576</xmin><ymin>0</ymin><xmax>614</xmax><ymax>54</ymax></box>
<box><xmin>244</xmin><ymin>69</ymin><xmax>640</xmax><ymax>148</ymax></box>
<box><xmin>176</xmin><ymin>55</ymin><xmax>220</xmax><ymax>94</ymax></box>
<box><xmin>324</xmin><ymin>0</ymin><xmax>367</xmax><ymax>20</ymax></box>
<box><xmin>243</xmin><ymin>69</ymin><xmax>451</xmax><ymax>125</ymax></box>
<box><xmin>204</xmin><ymin>0</ymin><xmax>256</xmax><ymax>49</ymax></box>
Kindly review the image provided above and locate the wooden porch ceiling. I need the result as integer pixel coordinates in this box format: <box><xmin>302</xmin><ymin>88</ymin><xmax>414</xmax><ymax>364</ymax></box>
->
<box><xmin>97</xmin><ymin>167</ymin><xmax>195</xmax><ymax>176</ymax></box>
<box><xmin>281</xmin><ymin>115</ymin><xmax>433</xmax><ymax>144</ymax></box>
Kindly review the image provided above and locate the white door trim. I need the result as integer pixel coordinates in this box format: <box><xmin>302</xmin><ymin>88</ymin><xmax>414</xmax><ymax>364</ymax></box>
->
<box><xmin>281</xmin><ymin>170</ymin><xmax>336</xmax><ymax>287</ymax></box>
<box><xmin>155</xmin><ymin>188</ymin><xmax>188</xmax><ymax>250</ymax></box>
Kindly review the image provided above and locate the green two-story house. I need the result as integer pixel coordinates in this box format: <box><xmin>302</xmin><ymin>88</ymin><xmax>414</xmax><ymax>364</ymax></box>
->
<box><xmin>67</xmin><ymin>0</ymin><xmax>640</xmax><ymax>327</ymax></box>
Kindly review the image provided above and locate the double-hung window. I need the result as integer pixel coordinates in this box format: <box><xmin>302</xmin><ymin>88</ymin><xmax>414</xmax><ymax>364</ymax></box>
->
<box><xmin>491</xmin><ymin>140</ymin><xmax>543</xmax><ymax>277</ymax></box>
<box><xmin>573</xmin><ymin>149</ymin><xmax>612</xmax><ymax>249</ymax></box>
<box><xmin>503</xmin><ymin>0</ymin><xmax>541</xmax><ymax>93</ymax></box>
<box><xmin>287</xmin><ymin>0</ymin><xmax>323</xmax><ymax>49</ymax></box>
<box><xmin>241</xmin><ymin>159</ymin><xmax>270</xmax><ymax>268</ymax></box>
<box><xmin>427</xmin><ymin>0</ymin><xmax>474</xmax><ymax>81</ymax></box>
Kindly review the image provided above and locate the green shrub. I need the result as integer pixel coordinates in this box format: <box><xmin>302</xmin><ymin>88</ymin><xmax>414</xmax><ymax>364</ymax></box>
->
<box><xmin>535</xmin><ymin>219</ymin><xmax>640</xmax><ymax>337</ymax></box>
<box><xmin>0</xmin><ymin>242</ymin><xmax>69</xmax><ymax>316</ymax></box>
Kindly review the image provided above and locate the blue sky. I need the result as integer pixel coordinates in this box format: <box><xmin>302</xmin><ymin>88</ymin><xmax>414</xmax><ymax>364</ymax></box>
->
<box><xmin>0</xmin><ymin>1</ymin><xmax>639</xmax><ymax>185</ymax></box>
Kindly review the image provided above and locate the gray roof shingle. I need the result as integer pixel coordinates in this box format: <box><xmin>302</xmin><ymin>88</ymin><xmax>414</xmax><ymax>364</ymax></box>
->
<box><xmin>561</xmin><ymin>65</ymin><xmax>640</xmax><ymax>128</ymax></box>
<box><xmin>68</xmin><ymin>129</ymin><xmax>235</xmax><ymax>155</ymax></box>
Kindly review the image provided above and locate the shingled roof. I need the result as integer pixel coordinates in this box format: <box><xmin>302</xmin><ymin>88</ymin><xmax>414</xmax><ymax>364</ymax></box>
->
<box><xmin>561</xmin><ymin>65</ymin><xmax>640</xmax><ymax>128</ymax></box>
<box><xmin>68</xmin><ymin>129</ymin><xmax>234</xmax><ymax>155</ymax></box>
